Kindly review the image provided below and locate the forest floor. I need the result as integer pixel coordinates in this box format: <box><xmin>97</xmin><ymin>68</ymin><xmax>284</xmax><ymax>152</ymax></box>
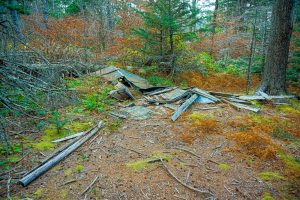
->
<box><xmin>1</xmin><ymin>74</ymin><xmax>300</xmax><ymax>200</ymax></box>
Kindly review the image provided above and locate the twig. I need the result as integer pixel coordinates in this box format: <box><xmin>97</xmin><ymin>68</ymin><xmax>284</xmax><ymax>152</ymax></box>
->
<box><xmin>224</xmin><ymin>185</ymin><xmax>233</xmax><ymax>196</ymax></box>
<box><xmin>174</xmin><ymin>194</ymin><xmax>187</xmax><ymax>200</ymax></box>
<box><xmin>207</xmin><ymin>159</ymin><xmax>219</xmax><ymax>165</ymax></box>
<box><xmin>185</xmin><ymin>169</ymin><xmax>191</xmax><ymax>184</ymax></box>
<box><xmin>81</xmin><ymin>176</ymin><xmax>99</xmax><ymax>196</ymax></box>
<box><xmin>39</xmin><ymin>152</ymin><xmax>46</xmax><ymax>157</ymax></box>
<box><xmin>174</xmin><ymin>147</ymin><xmax>201</xmax><ymax>159</ymax></box>
<box><xmin>61</xmin><ymin>179</ymin><xmax>77</xmax><ymax>186</ymax></box>
<box><xmin>7</xmin><ymin>171</ymin><xmax>11</xmax><ymax>200</ymax></box>
<box><xmin>117</xmin><ymin>144</ymin><xmax>147</xmax><ymax>156</ymax></box>
<box><xmin>159</xmin><ymin>158</ymin><xmax>214</xmax><ymax>198</ymax></box>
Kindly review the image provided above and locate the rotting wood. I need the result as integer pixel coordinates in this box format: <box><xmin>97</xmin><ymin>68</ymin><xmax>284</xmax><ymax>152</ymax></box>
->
<box><xmin>208</xmin><ymin>91</ymin><xmax>239</xmax><ymax>97</ymax></box>
<box><xmin>222</xmin><ymin>98</ymin><xmax>260</xmax><ymax>112</ymax></box>
<box><xmin>19</xmin><ymin>121</ymin><xmax>104</xmax><ymax>186</ymax></box>
<box><xmin>163</xmin><ymin>104</ymin><xmax>178</xmax><ymax>111</ymax></box>
<box><xmin>159</xmin><ymin>158</ymin><xmax>215</xmax><ymax>198</ymax></box>
<box><xmin>171</xmin><ymin>94</ymin><xmax>198</xmax><ymax>121</ymax></box>
<box><xmin>231</xmin><ymin>102</ymin><xmax>260</xmax><ymax>112</ymax></box>
<box><xmin>146</xmin><ymin>91</ymin><xmax>190</xmax><ymax>104</ymax></box>
<box><xmin>192</xmin><ymin>106</ymin><xmax>220</xmax><ymax>111</ymax></box>
<box><xmin>258</xmin><ymin>91</ymin><xmax>271</xmax><ymax>100</ymax></box>
<box><xmin>52</xmin><ymin>131</ymin><xmax>86</xmax><ymax>143</ymax></box>
<box><xmin>145</xmin><ymin>87</ymin><xmax>177</xmax><ymax>96</ymax></box>
<box><xmin>190</xmin><ymin>88</ymin><xmax>220</xmax><ymax>102</ymax></box>
<box><xmin>238</xmin><ymin>95</ymin><xmax>294</xmax><ymax>101</ymax></box>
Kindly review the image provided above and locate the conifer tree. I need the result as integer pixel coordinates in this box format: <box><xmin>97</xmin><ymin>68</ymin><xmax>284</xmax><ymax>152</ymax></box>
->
<box><xmin>134</xmin><ymin>0</ymin><xmax>199</xmax><ymax>73</ymax></box>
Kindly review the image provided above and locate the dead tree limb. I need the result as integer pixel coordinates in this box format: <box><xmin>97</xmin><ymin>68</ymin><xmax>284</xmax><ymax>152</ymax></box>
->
<box><xmin>19</xmin><ymin>121</ymin><xmax>104</xmax><ymax>186</ymax></box>
<box><xmin>159</xmin><ymin>158</ymin><xmax>215</xmax><ymax>199</ymax></box>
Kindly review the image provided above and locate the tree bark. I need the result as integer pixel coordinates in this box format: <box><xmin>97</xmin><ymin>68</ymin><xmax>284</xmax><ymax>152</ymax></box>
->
<box><xmin>41</xmin><ymin>0</ymin><xmax>48</xmax><ymax>29</ymax></box>
<box><xmin>10</xmin><ymin>0</ymin><xmax>23</xmax><ymax>39</ymax></box>
<box><xmin>258</xmin><ymin>0</ymin><xmax>295</xmax><ymax>95</ymax></box>
<box><xmin>210</xmin><ymin>0</ymin><xmax>219</xmax><ymax>55</ymax></box>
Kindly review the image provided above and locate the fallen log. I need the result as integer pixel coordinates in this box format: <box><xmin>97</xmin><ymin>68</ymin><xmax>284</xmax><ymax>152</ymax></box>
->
<box><xmin>19</xmin><ymin>121</ymin><xmax>104</xmax><ymax>186</ymax></box>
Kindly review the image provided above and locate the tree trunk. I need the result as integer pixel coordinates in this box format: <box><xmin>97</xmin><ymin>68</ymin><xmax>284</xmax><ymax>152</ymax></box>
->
<box><xmin>246</xmin><ymin>9</ymin><xmax>257</xmax><ymax>94</ymax></box>
<box><xmin>260</xmin><ymin>9</ymin><xmax>268</xmax><ymax>77</ymax></box>
<box><xmin>41</xmin><ymin>0</ymin><xmax>48</xmax><ymax>29</ymax></box>
<box><xmin>210</xmin><ymin>0</ymin><xmax>219</xmax><ymax>55</ymax></box>
<box><xmin>10</xmin><ymin>0</ymin><xmax>23</xmax><ymax>39</ymax></box>
<box><xmin>258</xmin><ymin>0</ymin><xmax>295</xmax><ymax>95</ymax></box>
<box><xmin>168</xmin><ymin>0</ymin><xmax>175</xmax><ymax>74</ymax></box>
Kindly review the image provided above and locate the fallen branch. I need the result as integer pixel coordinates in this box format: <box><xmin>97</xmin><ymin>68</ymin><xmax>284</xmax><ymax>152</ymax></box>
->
<box><xmin>7</xmin><ymin>171</ymin><xmax>11</xmax><ymax>200</ymax></box>
<box><xmin>174</xmin><ymin>147</ymin><xmax>201</xmax><ymax>159</ymax></box>
<box><xmin>159</xmin><ymin>158</ymin><xmax>214</xmax><ymax>198</ymax></box>
<box><xmin>81</xmin><ymin>176</ymin><xmax>99</xmax><ymax>196</ymax></box>
<box><xmin>117</xmin><ymin>144</ymin><xmax>147</xmax><ymax>156</ymax></box>
<box><xmin>52</xmin><ymin>131</ymin><xmax>86</xmax><ymax>143</ymax></box>
<box><xmin>19</xmin><ymin>121</ymin><xmax>104</xmax><ymax>186</ymax></box>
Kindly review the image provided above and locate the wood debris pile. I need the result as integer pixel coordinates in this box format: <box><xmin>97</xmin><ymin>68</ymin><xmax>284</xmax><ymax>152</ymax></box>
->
<box><xmin>97</xmin><ymin>67</ymin><xmax>295</xmax><ymax>121</ymax></box>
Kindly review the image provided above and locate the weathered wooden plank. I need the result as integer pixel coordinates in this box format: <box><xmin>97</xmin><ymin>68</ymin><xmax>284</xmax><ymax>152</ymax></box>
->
<box><xmin>190</xmin><ymin>88</ymin><xmax>220</xmax><ymax>102</ymax></box>
<box><xmin>171</xmin><ymin>94</ymin><xmax>198</xmax><ymax>121</ymax></box>
<box><xmin>145</xmin><ymin>87</ymin><xmax>177</xmax><ymax>96</ymax></box>
<box><xmin>239</xmin><ymin>95</ymin><xmax>294</xmax><ymax>100</ymax></box>
<box><xmin>223</xmin><ymin>98</ymin><xmax>260</xmax><ymax>112</ymax></box>
<box><xmin>19</xmin><ymin>121</ymin><xmax>104</xmax><ymax>186</ymax></box>
<box><xmin>258</xmin><ymin>91</ymin><xmax>271</xmax><ymax>100</ymax></box>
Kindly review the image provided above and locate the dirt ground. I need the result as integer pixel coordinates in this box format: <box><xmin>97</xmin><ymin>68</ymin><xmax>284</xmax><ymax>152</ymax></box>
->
<box><xmin>3</xmin><ymin>99</ymin><xmax>299</xmax><ymax>200</ymax></box>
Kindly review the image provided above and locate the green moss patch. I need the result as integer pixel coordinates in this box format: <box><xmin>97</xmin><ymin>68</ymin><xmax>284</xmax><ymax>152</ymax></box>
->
<box><xmin>278</xmin><ymin>152</ymin><xmax>300</xmax><ymax>171</ymax></box>
<box><xmin>218</xmin><ymin>163</ymin><xmax>230</xmax><ymax>171</ymax></box>
<box><xmin>75</xmin><ymin>164</ymin><xmax>84</xmax><ymax>173</ymax></box>
<box><xmin>258</xmin><ymin>171</ymin><xmax>285</xmax><ymax>181</ymax></box>
<box><xmin>66</xmin><ymin>121</ymin><xmax>93</xmax><ymax>133</ymax></box>
<box><xmin>33</xmin><ymin>141</ymin><xmax>55</xmax><ymax>151</ymax></box>
<box><xmin>262</xmin><ymin>192</ymin><xmax>274</xmax><ymax>200</ymax></box>
<box><xmin>127</xmin><ymin>152</ymin><xmax>172</xmax><ymax>172</ymax></box>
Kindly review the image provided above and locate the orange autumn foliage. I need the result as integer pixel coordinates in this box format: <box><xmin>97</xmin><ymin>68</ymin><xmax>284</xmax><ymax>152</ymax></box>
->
<box><xmin>179</xmin><ymin>116</ymin><xmax>221</xmax><ymax>144</ymax></box>
<box><xmin>228</xmin><ymin>129</ymin><xmax>278</xmax><ymax>159</ymax></box>
<box><xmin>179</xmin><ymin>71</ymin><xmax>260</xmax><ymax>93</ymax></box>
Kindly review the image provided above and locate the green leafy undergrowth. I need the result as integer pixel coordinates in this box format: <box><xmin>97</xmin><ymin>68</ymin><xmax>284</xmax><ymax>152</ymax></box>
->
<box><xmin>127</xmin><ymin>152</ymin><xmax>172</xmax><ymax>171</ymax></box>
<box><xmin>272</xmin><ymin>129</ymin><xmax>295</xmax><ymax>141</ymax></box>
<box><xmin>81</xmin><ymin>88</ymin><xmax>115</xmax><ymax>112</ymax></box>
<box><xmin>146</xmin><ymin>75</ymin><xmax>174</xmax><ymax>86</ymax></box>
<box><xmin>48</xmin><ymin>110</ymin><xmax>68</xmax><ymax>134</ymax></box>
<box><xmin>0</xmin><ymin>143</ymin><xmax>22</xmax><ymax>169</ymax></box>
